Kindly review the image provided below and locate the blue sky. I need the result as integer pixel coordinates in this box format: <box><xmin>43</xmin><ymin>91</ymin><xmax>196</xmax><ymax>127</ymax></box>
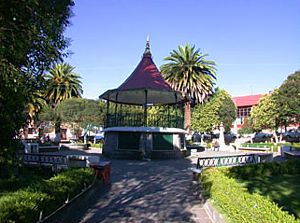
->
<box><xmin>65</xmin><ymin>0</ymin><xmax>300</xmax><ymax>99</ymax></box>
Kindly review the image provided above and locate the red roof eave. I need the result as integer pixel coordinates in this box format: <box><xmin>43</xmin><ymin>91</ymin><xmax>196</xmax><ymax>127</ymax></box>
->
<box><xmin>232</xmin><ymin>94</ymin><xmax>263</xmax><ymax>107</ymax></box>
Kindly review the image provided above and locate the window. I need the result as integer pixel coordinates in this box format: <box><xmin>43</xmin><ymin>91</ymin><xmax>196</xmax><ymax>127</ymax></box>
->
<box><xmin>237</xmin><ymin>106</ymin><xmax>252</xmax><ymax>118</ymax></box>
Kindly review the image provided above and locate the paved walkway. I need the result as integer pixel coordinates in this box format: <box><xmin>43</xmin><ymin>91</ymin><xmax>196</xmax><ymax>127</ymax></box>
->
<box><xmin>56</xmin><ymin>158</ymin><xmax>213</xmax><ymax>223</ymax></box>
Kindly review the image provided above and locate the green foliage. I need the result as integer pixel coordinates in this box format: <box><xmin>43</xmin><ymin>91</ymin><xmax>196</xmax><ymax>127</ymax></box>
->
<box><xmin>161</xmin><ymin>43</ymin><xmax>217</xmax><ymax>130</ymax></box>
<box><xmin>44</xmin><ymin>63</ymin><xmax>83</xmax><ymax>109</ymax></box>
<box><xmin>0</xmin><ymin>168</ymin><xmax>95</xmax><ymax>223</ymax></box>
<box><xmin>161</xmin><ymin>44</ymin><xmax>217</xmax><ymax>104</ymax></box>
<box><xmin>274</xmin><ymin>70</ymin><xmax>300</xmax><ymax>126</ymax></box>
<box><xmin>42</xmin><ymin>63</ymin><xmax>83</xmax><ymax>133</ymax></box>
<box><xmin>238</xmin><ymin>117</ymin><xmax>254</xmax><ymax>135</ymax></box>
<box><xmin>228</xmin><ymin>160</ymin><xmax>300</xmax><ymax>180</ymax></box>
<box><xmin>0</xmin><ymin>190</ymin><xmax>50</xmax><ymax>223</ymax></box>
<box><xmin>192</xmin><ymin>89</ymin><xmax>236</xmax><ymax>132</ymax></box>
<box><xmin>0</xmin><ymin>0</ymin><xmax>74</xmax><ymax>170</ymax></box>
<box><xmin>57</xmin><ymin>98</ymin><xmax>105</xmax><ymax>127</ymax></box>
<box><xmin>251</xmin><ymin>92</ymin><xmax>280</xmax><ymax>131</ymax></box>
<box><xmin>201</xmin><ymin>167</ymin><xmax>299</xmax><ymax>223</ymax></box>
<box><xmin>39</xmin><ymin>168</ymin><xmax>94</xmax><ymax>209</ymax></box>
<box><xmin>0</xmin><ymin>166</ymin><xmax>53</xmax><ymax>193</ymax></box>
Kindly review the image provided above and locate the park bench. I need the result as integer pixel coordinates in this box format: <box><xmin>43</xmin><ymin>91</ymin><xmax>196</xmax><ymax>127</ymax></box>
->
<box><xmin>23</xmin><ymin>153</ymin><xmax>68</xmax><ymax>171</ymax></box>
<box><xmin>281</xmin><ymin>145</ymin><xmax>300</xmax><ymax>158</ymax></box>
<box><xmin>238</xmin><ymin>146</ymin><xmax>270</xmax><ymax>152</ymax></box>
<box><xmin>191</xmin><ymin>153</ymin><xmax>273</xmax><ymax>179</ymax></box>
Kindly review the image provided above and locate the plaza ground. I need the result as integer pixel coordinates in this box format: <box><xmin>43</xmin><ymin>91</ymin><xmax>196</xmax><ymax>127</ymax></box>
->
<box><xmin>48</xmin><ymin>157</ymin><xmax>213</xmax><ymax>223</ymax></box>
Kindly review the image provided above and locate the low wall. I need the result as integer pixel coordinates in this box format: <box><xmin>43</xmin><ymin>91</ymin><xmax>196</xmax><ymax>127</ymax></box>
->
<box><xmin>103</xmin><ymin>130</ymin><xmax>185</xmax><ymax>160</ymax></box>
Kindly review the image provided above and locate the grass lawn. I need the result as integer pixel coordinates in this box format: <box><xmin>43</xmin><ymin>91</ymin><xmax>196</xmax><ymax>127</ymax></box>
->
<box><xmin>238</xmin><ymin>174</ymin><xmax>300</xmax><ymax>218</ymax></box>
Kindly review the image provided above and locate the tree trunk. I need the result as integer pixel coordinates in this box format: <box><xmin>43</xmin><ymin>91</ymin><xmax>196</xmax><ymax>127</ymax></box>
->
<box><xmin>184</xmin><ymin>101</ymin><xmax>191</xmax><ymax>133</ymax></box>
<box><xmin>54</xmin><ymin>117</ymin><xmax>61</xmax><ymax>144</ymax></box>
<box><xmin>272</xmin><ymin>130</ymin><xmax>278</xmax><ymax>144</ymax></box>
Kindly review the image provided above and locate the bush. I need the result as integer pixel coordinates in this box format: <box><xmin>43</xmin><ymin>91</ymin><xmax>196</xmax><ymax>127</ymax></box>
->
<box><xmin>0</xmin><ymin>168</ymin><xmax>95</xmax><ymax>223</ymax></box>
<box><xmin>201</xmin><ymin>168</ymin><xmax>299</xmax><ymax>223</ymax></box>
<box><xmin>0</xmin><ymin>190</ymin><xmax>50</xmax><ymax>223</ymax></box>
<box><xmin>228</xmin><ymin>160</ymin><xmax>300</xmax><ymax>180</ymax></box>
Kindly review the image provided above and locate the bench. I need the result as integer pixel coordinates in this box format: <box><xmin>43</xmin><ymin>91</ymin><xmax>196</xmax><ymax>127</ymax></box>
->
<box><xmin>191</xmin><ymin>153</ymin><xmax>273</xmax><ymax>181</ymax></box>
<box><xmin>23</xmin><ymin>153</ymin><xmax>68</xmax><ymax>171</ymax></box>
<box><xmin>284</xmin><ymin>151</ymin><xmax>300</xmax><ymax>159</ymax></box>
<box><xmin>238</xmin><ymin>147</ymin><xmax>270</xmax><ymax>152</ymax></box>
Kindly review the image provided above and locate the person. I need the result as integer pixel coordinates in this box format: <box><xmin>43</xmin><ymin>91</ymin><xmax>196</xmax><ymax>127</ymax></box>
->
<box><xmin>46</xmin><ymin>134</ymin><xmax>50</xmax><ymax>142</ymax></box>
<box><xmin>40</xmin><ymin>134</ymin><xmax>46</xmax><ymax>144</ymax></box>
<box><xmin>213</xmin><ymin>139</ymin><xmax>220</xmax><ymax>151</ymax></box>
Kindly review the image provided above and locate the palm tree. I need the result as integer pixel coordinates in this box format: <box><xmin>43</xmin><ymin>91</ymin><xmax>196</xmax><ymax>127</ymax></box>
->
<box><xmin>44</xmin><ymin>63</ymin><xmax>83</xmax><ymax>138</ymax></box>
<box><xmin>160</xmin><ymin>44</ymin><xmax>217</xmax><ymax>132</ymax></box>
<box><xmin>44</xmin><ymin>63</ymin><xmax>83</xmax><ymax>109</ymax></box>
<box><xmin>26</xmin><ymin>91</ymin><xmax>46</xmax><ymax>122</ymax></box>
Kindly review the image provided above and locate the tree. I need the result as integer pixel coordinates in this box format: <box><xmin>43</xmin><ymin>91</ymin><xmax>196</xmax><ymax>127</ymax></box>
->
<box><xmin>160</xmin><ymin>44</ymin><xmax>217</xmax><ymax>132</ymax></box>
<box><xmin>0</xmin><ymin>0</ymin><xmax>73</xmax><ymax>141</ymax></box>
<box><xmin>44</xmin><ymin>63</ymin><xmax>83</xmax><ymax>109</ymax></box>
<box><xmin>58</xmin><ymin>98</ymin><xmax>106</xmax><ymax>128</ymax></box>
<box><xmin>250</xmin><ymin>92</ymin><xmax>281</xmax><ymax>143</ymax></box>
<box><xmin>0</xmin><ymin>0</ymin><xmax>74</xmax><ymax>175</ymax></box>
<box><xmin>274</xmin><ymin>70</ymin><xmax>300</xmax><ymax>127</ymax></box>
<box><xmin>26</xmin><ymin>91</ymin><xmax>47</xmax><ymax>123</ymax></box>
<box><xmin>44</xmin><ymin>63</ymin><xmax>83</xmax><ymax>138</ymax></box>
<box><xmin>192</xmin><ymin>89</ymin><xmax>236</xmax><ymax>133</ymax></box>
<box><xmin>238</xmin><ymin>117</ymin><xmax>254</xmax><ymax>135</ymax></box>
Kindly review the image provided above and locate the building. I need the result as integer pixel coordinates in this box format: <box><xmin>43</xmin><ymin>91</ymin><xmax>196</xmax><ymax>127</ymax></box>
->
<box><xmin>232</xmin><ymin>94</ymin><xmax>263</xmax><ymax>129</ymax></box>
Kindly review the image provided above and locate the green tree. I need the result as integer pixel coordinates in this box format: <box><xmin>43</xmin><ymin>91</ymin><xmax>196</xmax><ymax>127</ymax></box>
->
<box><xmin>274</xmin><ymin>70</ymin><xmax>300</xmax><ymax>127</ymax></box>
<box><xmin>44</xmin><ymin>63</ymin><xmax>83</xmax><ymax>138</ymax></box>
<box><xmin>250</xmin><ymin>92</ymin><xmax>280</xmax><ymax>142</ymax></box>
<box><xmin>58</xmin><ymin>98</ymin><xmax>106</xmax><ymax>129</ymax></box>
<box><xmin>238</xmin><ymin>117</ymin><xmax>254</xmax><ymax>135</ymax></box>
<box><xmin>160</xmin><ymin>44</ymin><xmax>217</xmax><ymax>132</ymax></box>
<box><xmin>192</xmin><ymin>89</ymin><xmax>236</xmax><ymax>133</ymax></box>
<box><xmin>26</xmin><ymin>91</ymin><xmax>47</xmax><ymax>123</ymax></box>
<box><xmin>0</xmin><ymin>0</ymin><xmax>73</xmax><ymax>175</ymax></box>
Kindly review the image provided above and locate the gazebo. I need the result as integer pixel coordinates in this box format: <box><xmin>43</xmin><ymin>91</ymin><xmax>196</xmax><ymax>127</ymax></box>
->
<box><xmin>99</xmin><ymin>38</ymin><xmax>187</xmax><ymax>159</ymax></box>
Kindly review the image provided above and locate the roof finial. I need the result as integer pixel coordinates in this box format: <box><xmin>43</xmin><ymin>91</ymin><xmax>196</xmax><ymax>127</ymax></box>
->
<box><xmin>144</xmin><ymin>34</ymin><xmax>151</xmax><ymax>56</ymax></box>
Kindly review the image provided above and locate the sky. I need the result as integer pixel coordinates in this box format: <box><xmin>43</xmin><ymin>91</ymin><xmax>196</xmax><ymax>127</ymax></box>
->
<box><xmin>65</xmin><ymin>0</ymin><xmax>300</xmax><ymax>100</ymax></box>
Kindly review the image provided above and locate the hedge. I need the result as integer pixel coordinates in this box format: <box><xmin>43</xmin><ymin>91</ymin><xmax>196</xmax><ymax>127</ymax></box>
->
<box><xmin>240</xmin><ymin>142</ymin><xmax>300</xmax><ymax>152</ymax></box>
<box><xmin>0</xmin><ymin>168</ymin><xmax>95</xmax><ymax>223</ymax></box>
<box><xmin>228</xmin><ymin>159</ymin><xmax>300</xmax><ymax>180</ymax></box>
<box><xmin>201</xmin><ymin>167</ymin><xmax>300</xmax><ymax>223</ymax></box>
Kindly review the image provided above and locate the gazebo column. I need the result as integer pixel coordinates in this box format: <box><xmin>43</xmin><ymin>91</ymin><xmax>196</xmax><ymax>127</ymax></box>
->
<box><xmin>174</xmin><ymin>93</ymin><xmax>178</xmax><ymax>127</ymax></box>
<box><xmin>106</xmin><ymin>94</ymin><xmax>110</xmax><ymax>127</ymax></box>
<box><xmin>115</xmin><ymin>93</ymin><xmax>119</xmax><ymax>126</ymax></box>
<box><xmin>144</xmin><ymin>90</ymin><xmax>148</xmax><ymax>126</ymax></box>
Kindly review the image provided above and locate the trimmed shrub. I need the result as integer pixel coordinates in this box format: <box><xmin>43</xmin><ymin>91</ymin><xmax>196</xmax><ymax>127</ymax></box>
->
<box><xmin>0</xmin><ymin>168</ymin><xmax>95</xmax><ymax>223</ymax></box>
<box><xmin>0</xmin><ymin>190</ymin><xmax>50</xmax><ymax>223</ymax></box>
<box><xmin>201</xmin><ymin>168</ymin><xmax>299</xmax><ymax>223</ymax></box>
<box><xmin>228</xmin><ymin>159</ymin><xmax>300</xmax><ymax>180</ymax></box>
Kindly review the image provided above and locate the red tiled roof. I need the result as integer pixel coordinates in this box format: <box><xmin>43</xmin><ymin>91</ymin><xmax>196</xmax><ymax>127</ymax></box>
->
<box><xmin>232</xmin><ymin>94</ymin><xmax>263</xmax><ymax>107</ymax></box>
<box><xmin>118</xmin><ymin>53</ymin><xmax>172</xmax><ymax>91</ymax></box>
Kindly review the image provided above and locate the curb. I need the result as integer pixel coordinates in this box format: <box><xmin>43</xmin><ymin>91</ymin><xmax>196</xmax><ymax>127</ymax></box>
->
<box><xmin>203</xmin><ymin>200</ymin><xmax>225</xmax><ymax>223</ymax></box>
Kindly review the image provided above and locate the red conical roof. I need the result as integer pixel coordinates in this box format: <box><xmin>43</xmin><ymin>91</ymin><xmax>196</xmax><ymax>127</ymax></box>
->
<box><xmin>118</xmin><ymin>52</ymin><xmax>172</xmax><ymax>91</ymax></box>
<box><xmin>99</xmin><ymin>39</ymin><xmax>184</xmax><ymax>105</ymax></box>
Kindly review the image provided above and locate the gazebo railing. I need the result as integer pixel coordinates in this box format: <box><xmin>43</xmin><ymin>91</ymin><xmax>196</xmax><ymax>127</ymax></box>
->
<box><xmin>105</xmin><ymin>113</ymin><xmax>184</xmax><ymax>128</ymax></box>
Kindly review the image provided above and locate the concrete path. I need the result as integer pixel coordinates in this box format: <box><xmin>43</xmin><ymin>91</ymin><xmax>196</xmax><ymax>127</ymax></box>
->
<box><xmin>59</xmin><ymin>158</ymin><xmax>212</xmax><ymax>223</ymax></box>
